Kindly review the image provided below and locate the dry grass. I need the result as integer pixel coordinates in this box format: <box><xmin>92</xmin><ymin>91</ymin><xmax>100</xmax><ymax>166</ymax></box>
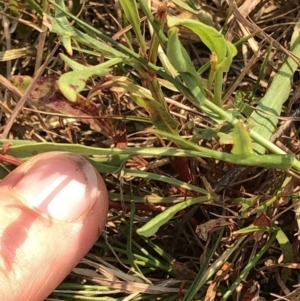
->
<box><xmin>1</xmin><ymin>0</ymin><xmax>300</xmax><ymax>300</ymax></box>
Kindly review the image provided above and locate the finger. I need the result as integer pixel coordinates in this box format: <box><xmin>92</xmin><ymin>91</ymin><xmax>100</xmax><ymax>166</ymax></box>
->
<box><xmin>0</xmin><ymin>152</ymin><xmax>109</xmax><ymax>301</ymax></box>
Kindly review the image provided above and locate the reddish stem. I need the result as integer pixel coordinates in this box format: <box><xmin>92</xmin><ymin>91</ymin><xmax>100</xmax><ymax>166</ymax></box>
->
<box><xmin>0</xmin><ymin>142</ymin><xmax>23</xmax><ymax>166</ymax></box>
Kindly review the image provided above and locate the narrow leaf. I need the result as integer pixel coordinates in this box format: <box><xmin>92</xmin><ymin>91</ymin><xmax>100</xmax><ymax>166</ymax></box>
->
<box><xmin>137</xmin><ymin>196</ymin><xmax>213</xmax><ymax>237</ymax></box>
<box><xmin>119</xmin><ymin>0</ymin><xmax>147</xmax><ymax>55</ymax></box>
<box><xmin>167</xmin><ymin>16</ymin><xmax>237</xmax><ymax>71</ymax></box>
<box><xmin>167</xmin><ymin>27</ymin><xmax>198</xmax><ymax>77</ymax></box>
<box><xmin>110</xmin><ymin>79</ymin><xmax>179</xmax><ymax>132</ymax></box>
<box><xmin>247</xmin><ymin>22</ymin><xmax>300</xmax><ymax>154</ymax></box>
<box><xmin>43</xmin><ymin>12</ymin><xmax>127</xmax><ymax>59</ymax></box>
<box><xmin>231</xmin><ymin>120</ymin><xmax>253</xmax><ymax>155</ymax></box>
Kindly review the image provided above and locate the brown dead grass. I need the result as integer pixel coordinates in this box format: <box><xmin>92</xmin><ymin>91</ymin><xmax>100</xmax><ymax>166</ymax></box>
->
<box><xmin>1</xmin><ymin>0</ymin><xmax>300</xmax><ymax>300</ymax></box>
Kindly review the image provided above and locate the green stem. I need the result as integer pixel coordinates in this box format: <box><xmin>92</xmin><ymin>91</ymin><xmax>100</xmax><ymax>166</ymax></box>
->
<box><xmin>0</xmin><ymin>139</ymin><xmax>295</xmax><ymax>171</ymax></box>
<box><xmin>48</xmin><ymin>1</ymin><xmax>300</xmax><ymax>171</ymax></box>
<box><xmin>25</xmin><ymin>0</ymin><xmax>43</xmax><ymax>15</ymax></box>
<box><xmin>220</xmin><ymin>232</ymin><xmax>277</xmax><ymax>301</ymax></box>
<box><xmin>183</xmin><ymin>228</ymin><xmax>225</xmax><ymax>301</ymax></box>
<box><xmin>213</xmin><ymin>71</ymin><xmax>223</xmax><ymax>107</ymax></box>
<box><xmin>138</xmin><ymin>0</ymin><xmax>168</xmax><ymax>49</ymax></box>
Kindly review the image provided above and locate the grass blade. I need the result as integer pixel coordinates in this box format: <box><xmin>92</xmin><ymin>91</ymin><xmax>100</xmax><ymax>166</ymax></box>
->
<box><xmin>247</xmin><ymin>23</ymin><xmax>300</xmax><ymax>154</ymax></box>
<box><xmin>220</xmin><ymin>232</ymin><xmax>277</xmax><ymax>301</ymax></box>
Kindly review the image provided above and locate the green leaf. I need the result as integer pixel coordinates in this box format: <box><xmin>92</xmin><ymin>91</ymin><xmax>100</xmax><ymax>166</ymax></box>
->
<box><xmin>220</xmin><ymin>233</ymin><xmax>277</xmax><ymax>301</ymax></box>
<box><xmin>166</xmin><ymin>28</ymin><xmax>206</xmax><ymax>105</ymax></box>
<box><xmin>170</xmin><ymin>0</ymin><xmax>199</xmax><ymax>15</ymax></box>
<box><xmin>125</xmin><ymin>169</ymin><xmax>209</xmax><ymax>194</ymax></box>
<box><xmin>119</xmin><ymin>0</ymin><xmax>147</xmax><ymax>55</ymax></box>
<box><xmin>184</xmin><ymin>235</ymin><xmax>245</xmax><ymax>301</ymax></box>
<box><xmin>233</xmin><ymin>197</ymin><xmax>258</xmax><ymax>217</ymax></box>
<box><xmin>152</xmin><ymin>129</ymin><xmax>294</xmax><ymax>170</ymax></box>
<box><xmin>53</xmin><ymin>0</ymin><xmax>73</xmax><ymax>55</ymax></box>
<box><xmin>111</xmin><ymin>79</ymin><xmax>179</xmax><ymax>132</ymax></box>
<box><xmin>8</xmin><ymin>0</ymin><xmax>19</xmax><ymax>15</ymax></box>
<box><xmin>134</xmin><ymin>95</ymin><xmax>178</xmax><ymax>132</ymax></box>
<box><xmin>58</xmin><ymin>69</ymin><xmax>108</xmax><ymax>102</ymax></box>
<box><xmin>276</xmin><ymin>229</ymin><xmax>293</xmax><ymax>262</ymax></box>
<box><xmin>234</xmin><ymin>90</ymin><xmax>255</xmax><ymax>117</ymax></box>
<box><xmin>234</xmin><ymin>225</ymin><xmax>279</xmax><ymax>235</ymax></box>
<box><xmin>58</xmin><ymin>55</ymin><xmax>121</xmax><ymax>102</ymax></box>
<box><xmin>218</xmin><ymin>132</ymin><xmax>233</xmax><ymax>145</ymax></box>
<box><xmin>218</xmin><ymin>41</ymin><xmax>238</xmax><ymax>72</ymax></box>
<box><xmin>43</xmin><ymin>9</ymin><xmax>127</xmax><ymax>59</ymax></box>
<box><xmin>247</xmin><ymin>22</ymin><xmax>300</xmax><ymax>154</ymax></box>
<box><xmin>24</xmin><ymin>0</ymin><xmax>43</xmax><ymax>15</ymax></box>
<box><xmin>137</xmin><ymin>196</ymin><xmax>213</xmax><ymax>237</ymax></box>
<box><xmin>0</xmin><ymin>138</ymin><xmax>295</xmax><ymax>171</ymax></box>
<box><xmin>291</xmin><ymin>20</ymin><xmax>300</xmax><ymax>46</ymax></box>
<box><xmin>231</xmin><ymin>120</ymin><xmax>253</xmax><ymax>155</ymax></box>
<box><xmin>276</xmin><ymin>229</ymin><xmax>293</xmax><ymax>282</ymax></box>
<box><xmin>59</xmin><ymin>53</ymin><xmax>89</xmax><ymax>71</ymax></box>
<box><xmin>167</xmin><ymin>27</ymin><xmax>199</xmax><ymax>77</ymax></box>
<box><xmin>167</xmin><ymin>16</ymin><xmax>237</xmax><ymax>71</ymax></box>
<box><xmin>168</xmin><ymin>16</ymin><xmax>225</xmax><ymax>60</ymax></box>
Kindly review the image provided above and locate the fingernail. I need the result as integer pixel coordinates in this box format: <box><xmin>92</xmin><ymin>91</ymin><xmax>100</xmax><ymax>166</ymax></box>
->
<box><xmin>13</xmin><ymin>152</ymin><xmax>99</xmax><ymax>221</ymax></box>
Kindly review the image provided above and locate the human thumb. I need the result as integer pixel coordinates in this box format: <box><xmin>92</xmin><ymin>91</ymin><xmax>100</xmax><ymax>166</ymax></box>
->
<box><xmin>0</xmin><ymin>152</ymin><xmax>109</xmax><ymax>301</ymax></box>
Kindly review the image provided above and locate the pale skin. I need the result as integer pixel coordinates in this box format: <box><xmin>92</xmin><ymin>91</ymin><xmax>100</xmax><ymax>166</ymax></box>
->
<box><xmin>0</xmin><ymin>152</ymin><xmax>109</xmax><ymax>300</ymax></box>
